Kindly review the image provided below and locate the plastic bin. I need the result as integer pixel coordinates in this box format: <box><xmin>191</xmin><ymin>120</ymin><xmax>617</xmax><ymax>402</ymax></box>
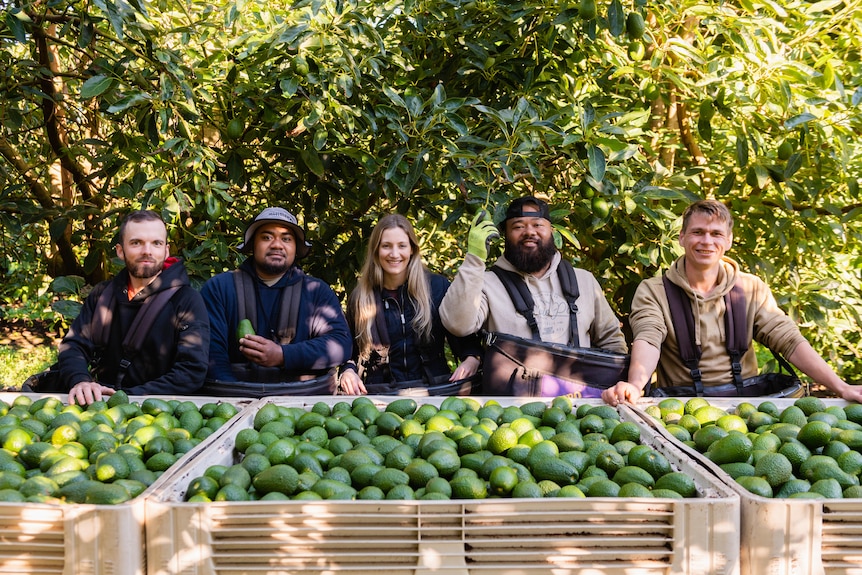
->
<box><xmin>147</xmin><ymin>396</ymin><xmax>740</xmax><ymax>575</ymax></box>
<box><xmin>629</xmin><ymin>397</ymin><xmax>862</xmax><ymax>575</ymax></box>
<box><xmin>0</xmin><ymin>393</ymin><xmax>251</xmax><ymax>575</ymax></box>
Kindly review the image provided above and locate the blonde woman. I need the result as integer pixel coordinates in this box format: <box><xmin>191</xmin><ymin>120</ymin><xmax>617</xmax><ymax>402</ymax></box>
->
<box><xmin>340</xmin><ymin>214</ymin><xmax>481</xmax><ymax>395</ymax></box>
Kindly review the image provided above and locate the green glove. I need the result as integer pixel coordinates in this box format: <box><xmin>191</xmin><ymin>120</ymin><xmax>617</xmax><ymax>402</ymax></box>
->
<box><xmin>467</xmin><ymin>210</ymin><xmax>500</xmax><ymax>261</ymax></box>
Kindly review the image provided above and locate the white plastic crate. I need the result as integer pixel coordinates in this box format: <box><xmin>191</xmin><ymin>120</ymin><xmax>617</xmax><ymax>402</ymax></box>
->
<box><xmin>0</xmin><ymin>393</ymin><xmax>252</xmax><ymax>575</ymax></box>
<box><xmin>630</xmin><ymin>397</ymin><xmax>862</xmax><ymax>575</ymax></box>
<box><xmin>147</xmin><ymin>395</ymin><xmax>740</xmax><ymax>575</ymax></box>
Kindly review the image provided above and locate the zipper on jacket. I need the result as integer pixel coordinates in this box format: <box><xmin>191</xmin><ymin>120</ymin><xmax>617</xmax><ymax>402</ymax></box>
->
<box><xmin>383</xmin><ymin>292</ymin><xmax>410</xmax><ymax>376</ymax></box>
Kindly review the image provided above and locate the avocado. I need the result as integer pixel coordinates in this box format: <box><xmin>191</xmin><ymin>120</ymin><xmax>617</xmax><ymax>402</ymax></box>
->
<box><xmin>236</xmin><ymin>319</ymin><xmax>255</xmax><ymax>342</ymax></box>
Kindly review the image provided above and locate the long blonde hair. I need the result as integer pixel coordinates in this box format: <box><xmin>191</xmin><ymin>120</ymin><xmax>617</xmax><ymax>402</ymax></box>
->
<box><xmin>349</xmin><ymin>214</ymin><xmax>434</xmax><ymax>361</ymax></box>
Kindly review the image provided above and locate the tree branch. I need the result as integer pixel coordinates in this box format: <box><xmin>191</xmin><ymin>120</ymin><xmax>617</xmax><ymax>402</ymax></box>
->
<box><xmin>0</xmin><ymin>138</ymin><xmax>82</xmax><ymax>276</ymax></box>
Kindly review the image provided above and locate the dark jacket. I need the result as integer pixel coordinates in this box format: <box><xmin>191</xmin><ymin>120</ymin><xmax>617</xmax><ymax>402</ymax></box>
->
<box><xmin>56</xmin><ymin>258</ymin><xmax>210</xmax><ymax>395</ymax></box>
<box><xmin>200</xmin><ymin>258</ymin><xmax>352</xmax><ymax>383</ymax></box>
<box><xmin>347</xmin><ymin>272</ymin><xmax>483</xmax><ymax>386</ymax></box>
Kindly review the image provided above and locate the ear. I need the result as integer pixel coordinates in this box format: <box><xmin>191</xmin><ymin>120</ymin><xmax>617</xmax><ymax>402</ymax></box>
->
<box><xmin>115</xmin><ymin>243</ymin><xmax>124</xmax><ymax>259</ymax></box>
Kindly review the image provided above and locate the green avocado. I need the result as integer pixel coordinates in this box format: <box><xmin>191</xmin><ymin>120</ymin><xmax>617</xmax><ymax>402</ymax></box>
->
<box><xmin>236</xmin><ymin>319</ymin><xmax>255</xmax><ymax>341</ymax></box>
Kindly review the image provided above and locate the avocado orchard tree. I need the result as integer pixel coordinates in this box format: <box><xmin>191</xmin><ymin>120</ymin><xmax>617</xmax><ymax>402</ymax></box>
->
<box><xmin>0</xmin><ymin>0</ymin><xmax>859</xmax><ymax>379</ymax></box>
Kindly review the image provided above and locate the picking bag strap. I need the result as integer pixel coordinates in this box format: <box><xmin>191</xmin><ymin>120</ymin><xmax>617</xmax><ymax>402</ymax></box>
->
<box><xmin>490</xmin><ymin>266</ymin><xmax>541</xmax><ymax>340</ymax></box>
<box><xmin>491</xmin><ymin>262</ymin><xmax>582</xmax><ymax>347</ymax></box>
<box><xmin>232</xmin><ymin>270</ymin><xmax>302</xmax><ymax>345</ymax></box>
<box><xmin>663</xmin><ymin>275</ymin><xmax>752</xmax><ymax>395</ymax></box>
<box><xmin>276</xmin><ymin>279</ymin><xmax>302</xmax><ymax>345</ymax></box>
<box><xmin>557</xmin><ymin>260</ymin><xmax>581</xmax><ymax>348</ymax></box>
<box><xmin>91</xmin><ymin>283</ymin><xmax>116</xmax><ymax>348</ymax></box>
<box><xmin>115</xmin><ymin>285</ymin><xmax>181</xmax><ymax>388</ymax></box>
<box><xmin>725</xmin><ymin>283</ymin><xmax>748</xmax><ymax>394</ymax></box>
<box><xmin>233</xmin><ymin>270</ymin><xmax>255</xmax><ymax>332</ymax></box>
<box><xmin>122</xmin><ymin>286</ymin><xmax>181</xmax><ymax>355</ymax></box>
<box><xmin>662</xmin><ymin>275</ymin><xmax>704</xmax><ymax>393</ymax></box>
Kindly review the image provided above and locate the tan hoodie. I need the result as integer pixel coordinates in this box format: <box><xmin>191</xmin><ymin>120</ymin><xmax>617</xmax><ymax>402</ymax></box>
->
<box><xmin>440</xmin><ymin>252</ymin><xmax>627</xmax><ymax>354</ymax></box>
<box><xmin>631</xmin><ymin>256</ymin><xmax>807</xmax><ymax>388</ymax></box>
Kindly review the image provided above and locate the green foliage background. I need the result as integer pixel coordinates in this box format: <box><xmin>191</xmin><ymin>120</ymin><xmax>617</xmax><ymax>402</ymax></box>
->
<box><xmin>0</xmin><ymin>0</ymin><xmax>860</xmax><ymax>380</ymax></box>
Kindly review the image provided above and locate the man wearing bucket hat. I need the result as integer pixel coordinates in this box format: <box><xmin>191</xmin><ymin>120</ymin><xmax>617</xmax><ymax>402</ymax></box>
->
<box><xmin>440</xmin><ymin>196</ymin><xmax>627</xmax><ymax>395</ymax></box>
<box><xmin>199</xmin><ymin>207</ymin><xmax>351</xmax><ymax>396</ymax></box>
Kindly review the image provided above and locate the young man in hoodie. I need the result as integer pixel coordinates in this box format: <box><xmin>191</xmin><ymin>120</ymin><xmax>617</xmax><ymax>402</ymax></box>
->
<box><xmin>602</xmin><ymin>199</ymin><xmax>862</xmax><ymax>405</ymax></box>
<box><xmin>440</xmin><ymin>196</ymin><xmax>627</xmax><ymax>394</ymax></box>
<box><xmin>57</xmin><ymin>210</ymin><xmax>210</xmax><ymax>405</ymax></box>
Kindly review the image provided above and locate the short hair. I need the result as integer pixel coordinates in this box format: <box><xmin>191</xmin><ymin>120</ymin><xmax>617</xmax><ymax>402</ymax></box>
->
<box><xmin>117</xmin><ymin>210</ymin><xmax>165</xmax><ymax>244</ymax></box>
<box><xmin>681</xmin><ymin>200</ymin><xmax>733</xmax><ymax>233</ymax></box>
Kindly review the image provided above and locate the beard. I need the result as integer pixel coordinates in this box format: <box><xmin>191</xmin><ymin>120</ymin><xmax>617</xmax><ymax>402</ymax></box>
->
<box><xmin>504</xmin><ymin>236</ymin><xmax>557</xmax><ymax>274</ymax></box>
<box><xmin>126</xmin><ymin>259</ymin><xmax>163</xmax><ymax>279</ymax></box>
<box><xmin>256</xmin><ymin>253</ymin><xmax>291</xmax><ymax>276</ymax></box>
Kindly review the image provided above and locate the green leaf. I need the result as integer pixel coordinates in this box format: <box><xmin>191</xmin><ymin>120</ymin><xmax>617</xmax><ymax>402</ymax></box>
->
<box><xmin>107</xmin><ymin>92</ymin><xmax>152</xmax><ymax>113</ymax></box>
<box><xmin>784</xmin><ymin>113</ymin><xmax>816</xmax><ymax>130</ymax></box>
<box><xmin>805</xmin><ymin>0</ymin><xmax>842</xmax><ymax>13</ymax></box>
<box><xmin>735</xmin><ymin>131</ymin><xmax>749</xmax><ymax>168</ymax></box>
<box><xmin>716</xmin><ymin>172</ymin><xmax>736</xmax><ymax>196</ymax></box>
<box><xmin>81</xmin><ymin>75</ymin><xmax>114</xmax><ymax>99</ymax></box>
<box><xmin>607</xmin><ymin>0</ymin><xmax>625</xmax><ymax>36</ymax></box>
<box><xmin>784</xmin><ymin>153</ymin><xmax>803</xmax><ymax>179</ymax></box>
<box><xmin>587</xmin><ymin>145</ymin><xmax>606</xmax><ymax>181</ymax></box>
<box><xmin>48</xmin><ymin>218</ymin><xmax>68</xmax><ymax>242</ymax></box>
<box><xmin>50</xmin><ymin>276</ymin><xmax>85</xmax><ymax>295</ymax></box>
<box><xmin>5</xmin><ymin>12</ymin><xmax>27</xmax><ymax>43</ymax></box>
<box><xmin>301</xmin><ymin>149</ymin><xmax>325</xmax><ymax>177</ymax></box>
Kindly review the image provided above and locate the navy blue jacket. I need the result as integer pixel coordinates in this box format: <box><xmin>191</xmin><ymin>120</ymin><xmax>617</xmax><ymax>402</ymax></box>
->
<box><xmin>347</xmin><ymin>272</ymin><xmax>482</xmax><ymax>386</ymax></box>
<box><xmin>200</xmin><ymin>259</ymin><xmax>351</xmax><ymax>383</ymax></box>
<box><xmin>56</xmin><ymin>258</ymin><xmax>210</xmax><ymax>395</ymax></box>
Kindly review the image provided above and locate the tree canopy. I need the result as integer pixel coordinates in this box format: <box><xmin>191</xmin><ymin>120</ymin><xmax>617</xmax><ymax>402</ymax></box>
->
<box><xmin>1</xmin><ymin>0</ymin><xmax>860</xmax><ymax>378</ymax></box>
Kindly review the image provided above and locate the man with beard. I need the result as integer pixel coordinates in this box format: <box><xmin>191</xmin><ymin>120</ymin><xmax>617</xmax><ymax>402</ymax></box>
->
<box><xmin>55</xmin><ymin>210</ymin><xmax>210</xmax><ymax>405</ymax></box>
<box><xmin>440</xmin><ymin>197</ymin><xmax>627</xmax><ymax>391</ymax></box>
<box><xmin>199</xmin><ymin>207</ymin><xmax>351</xmax><ymax>395</ymax></box>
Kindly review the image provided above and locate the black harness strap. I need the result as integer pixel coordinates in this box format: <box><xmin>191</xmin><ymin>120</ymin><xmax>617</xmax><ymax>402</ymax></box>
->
<box><xmin>232</xmin><ymin>270</ymin><xmax>303</xmax><ymax>345</ymax></box>
<box><xmin>490</xmin><ymin>260</ymin><xmax>581</xmax><ymax>347</ymax></box>
<box><xmin>662</xmin><ymin>275</ymin><xmax>747</xmax><ymax>394</ymax></box>
<box><xmin>490</xmin><ymin>266</ymin><xmax>540</xmax><ymax>339</ymax></box>
<box><xmin>557</xmin><ymin>260</ymin><xmax>581</xmax><ymax>348</ymax></box>
<box><xmin>90</xmin><ymin>282</ymin><xmax>181</xmax><ymax>388</ymax></box>
<box><xmin>725</xmin><ymin>283</ymin><xmax>749</xmax><ymax>393</ymax></box>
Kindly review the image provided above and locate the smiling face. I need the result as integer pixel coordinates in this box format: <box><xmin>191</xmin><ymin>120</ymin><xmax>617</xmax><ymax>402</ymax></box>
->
<box><xmin>377</xmin><ymin>227</ymin><xmax>413</xmax><ymax>286</ymax></box>
<box><xmin>503</xmin><ymin>205</ymin><xmax>556</xmax><ymax>275</ymax></box>
<box><xmin>116</xmin><ymin>218</ymin><xmax>169</xmax><ymax>281</ymax></box>
<box><xmin>678</xmin><ymin>211</ymin><xmax>733</xmax><ymax>272</ymax></box>
<box><xmin>252</xmin><ymin>223</ymin><xmax>296</xmax><ymax>280</ymax></box>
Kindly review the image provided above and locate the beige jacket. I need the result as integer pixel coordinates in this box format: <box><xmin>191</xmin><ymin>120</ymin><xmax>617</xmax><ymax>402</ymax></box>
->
<box><xmin>632</xmin><ymin>256</ymin><xmax>807</xmax><ymax>388</ymax></box>
<box><xmin>439</xmin><ymin>252</ymin><xmax>627</xmax><ymax>353</ymax></box>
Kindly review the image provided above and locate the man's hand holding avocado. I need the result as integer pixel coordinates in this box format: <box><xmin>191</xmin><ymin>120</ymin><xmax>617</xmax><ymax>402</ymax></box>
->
<box><xmin>236</xmin><ymin>318</ymin><xmax>284</xmax><ymax>368</ymax></box>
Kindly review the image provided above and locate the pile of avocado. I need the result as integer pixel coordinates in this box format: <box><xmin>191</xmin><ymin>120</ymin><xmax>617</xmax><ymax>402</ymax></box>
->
<box><xmin>0</xmin><ymin>393</ymin><xmax>238</xmax><ymax>504</ymax></box>
<box><xmin>646</xmin><ymin>396</ymin><xmax>862</xmax><ymax>499</ymax></box>
<box><xmin>184</xmin><ymin>396</ymin><xmax>699</xmax><ymax>502</ymax></box>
